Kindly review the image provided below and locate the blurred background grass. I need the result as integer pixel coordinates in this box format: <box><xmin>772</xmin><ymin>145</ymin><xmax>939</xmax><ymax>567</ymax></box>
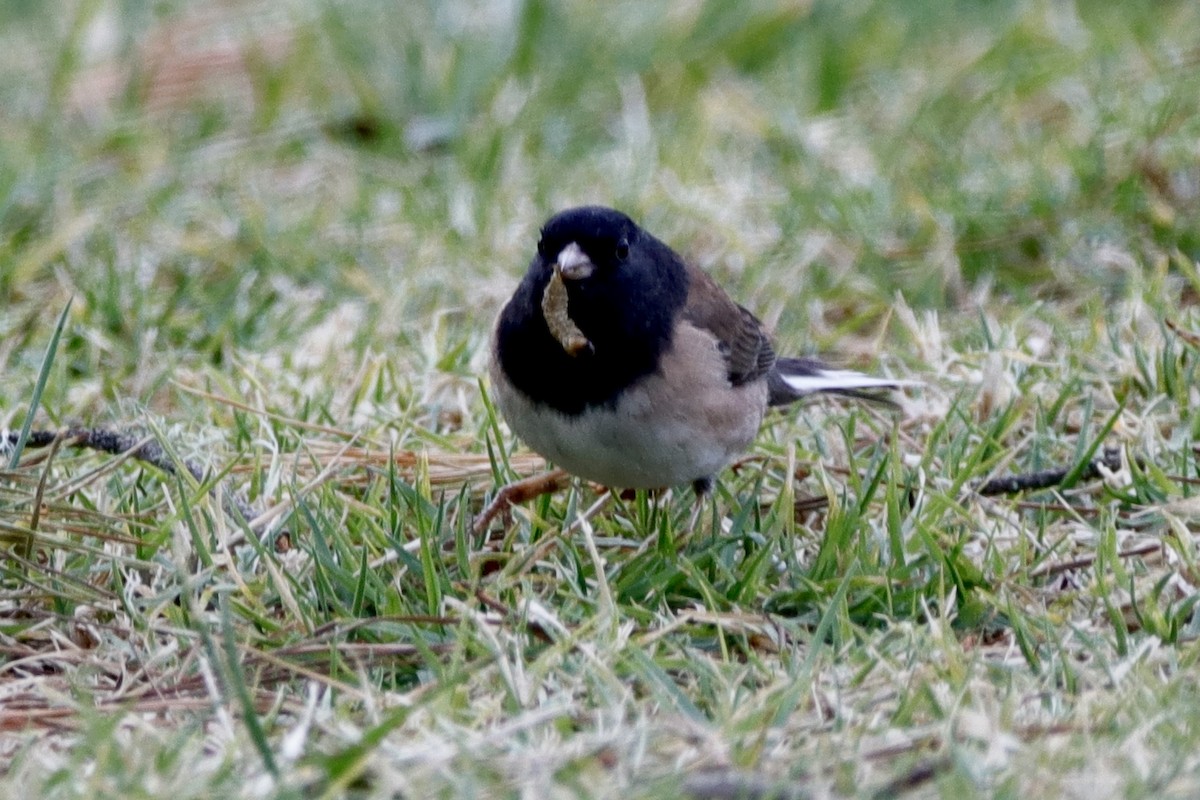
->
<box><xmin>3</xmin><ymin>0</ymin><xmax>1198</xmax><ymax>420</ymax></box>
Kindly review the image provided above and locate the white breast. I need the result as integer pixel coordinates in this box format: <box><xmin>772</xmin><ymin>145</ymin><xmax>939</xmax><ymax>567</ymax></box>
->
<box><xmin>491</xmin><ymin>323</ymin><xmax>769</xmax><ymax>489</ymax></box>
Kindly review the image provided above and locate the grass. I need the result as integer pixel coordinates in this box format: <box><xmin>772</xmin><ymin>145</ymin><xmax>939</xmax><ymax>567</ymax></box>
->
<box><xmin>2</xmin><ymin>0</ymin><xmax>1200</xmax><ymax>796</ymax></box>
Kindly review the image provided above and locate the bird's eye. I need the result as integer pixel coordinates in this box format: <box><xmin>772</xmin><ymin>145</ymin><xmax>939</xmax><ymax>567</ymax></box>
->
<box><xmin>536</xmin><ymin>236</ymin><xmax>548</xmax><ymax>259</ymax></box>
<box><xmin>615</xmin><ymin>238</ymin><xmax>630</xmax><ymax>261</ymax></box>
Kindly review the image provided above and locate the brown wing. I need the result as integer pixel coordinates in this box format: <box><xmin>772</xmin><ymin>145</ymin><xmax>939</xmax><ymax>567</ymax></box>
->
<box><xmin>680</xmin><ymin>265</ymin><xmax>776</xmax><ymax>387</ymax></box>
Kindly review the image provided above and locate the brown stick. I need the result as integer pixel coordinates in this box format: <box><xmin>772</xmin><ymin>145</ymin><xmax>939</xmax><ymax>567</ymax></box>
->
<box><xmin>5</xmin><ymin>426</ymin><xmax>265</xmax><ymax>533</ymax></box>
<box><xmin>471</xmin><ymin>468</ymin><xmax>571</xmax><ymax>535</ymax></box>
<box><xmin>975</xmin><ymin>446</ymin><xmax>1123</xmax><ymax>496</ymax></box>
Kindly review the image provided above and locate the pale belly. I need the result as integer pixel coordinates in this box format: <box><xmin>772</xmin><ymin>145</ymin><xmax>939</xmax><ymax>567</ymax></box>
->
<box><xmin>491</xmin><ymin>323</ymin><xmax>769</xmax><ymax>488</ymax></box>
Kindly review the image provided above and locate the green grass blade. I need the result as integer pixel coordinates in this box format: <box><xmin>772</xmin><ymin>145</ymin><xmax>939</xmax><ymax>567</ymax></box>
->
<box><xmin>9</xmin><ymin>297</ymin><xmax>72</xmax><ymax>468</ymax></box>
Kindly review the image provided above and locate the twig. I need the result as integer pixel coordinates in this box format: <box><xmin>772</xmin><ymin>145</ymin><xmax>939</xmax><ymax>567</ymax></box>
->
<box><xmin>474</xmin><ymin>588</ymin><xmax>554</xmax><ymax>644</ymax></box>
<box><xmin>870</xmin><ymin>757</ymin><xmax>953</xmax><ymax>799</ymax></box>
<box><xmin>1166</xmin><ymin>317</ymin><xmax>1200</xmax><ymax>348</ymax></box>
<box><xmin>3</xmin><ymin>426</ymin><xmax>268</xmax><ymax>534</ymax></box>
<box><xmin>682</xmin><ymin>770</ymin><xmax>809</xmax><ymax>800</ymax></box>
<box><xmin>1029</xmin><ymin>540</ymin><xmax>1161</xmax><ymax>579</ymax></box>
<box><xmin>975</xmin><ymin>446</ymin><xmax>1124</xmax><ymax>496</ymax></box>
<box><xmin>471</xmin><ymin>468</ymin><xmax>570</xmax><ymax>534</ymax></box>
<box><xmin>782</xmin><ymin>446</ymin><xmax>1133</xmax><ymax>517</ymax></box>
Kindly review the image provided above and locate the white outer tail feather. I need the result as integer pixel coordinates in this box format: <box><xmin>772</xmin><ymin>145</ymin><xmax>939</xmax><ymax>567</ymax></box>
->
<box><xmin>780</xmin><ymin>368</ymin><xmax>920</xmax><ymax>395</ymax></box>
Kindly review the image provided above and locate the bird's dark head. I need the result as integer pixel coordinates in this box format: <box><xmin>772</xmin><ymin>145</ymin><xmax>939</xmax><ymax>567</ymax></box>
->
<box><xmin>495</xmin><ymin>206</ymin><xmax>690</xmax><ymax>413</ymax></box>
<box><xmin>536</xmin><ymin>206</ymin><xmax>639</xmax><ymax>282</ymax></box>
<box><xmin>529</xmin><ymin>206</ymin><xmax>687</xmax><ymax>341</ymax></box>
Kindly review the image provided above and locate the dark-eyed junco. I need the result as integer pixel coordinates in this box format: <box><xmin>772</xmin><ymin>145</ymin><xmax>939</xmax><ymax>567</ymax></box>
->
<box><xmin>489</xmin><ymin>205</ymin><xmax>910</xmax><ymax>500</ymax></box>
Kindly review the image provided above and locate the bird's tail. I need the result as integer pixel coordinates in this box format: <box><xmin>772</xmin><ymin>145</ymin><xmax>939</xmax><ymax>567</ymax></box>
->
<box><xmin>767</xmin><ymin>357</ymin><xmax>917</xmax><ymax>407</ymax></box>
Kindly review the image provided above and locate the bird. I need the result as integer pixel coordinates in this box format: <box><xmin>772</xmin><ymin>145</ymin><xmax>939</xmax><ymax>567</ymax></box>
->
<box><xmin>483</xmin><ymin>205</ymin><xmax>910</xmax><ymax>523</ymax></box>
